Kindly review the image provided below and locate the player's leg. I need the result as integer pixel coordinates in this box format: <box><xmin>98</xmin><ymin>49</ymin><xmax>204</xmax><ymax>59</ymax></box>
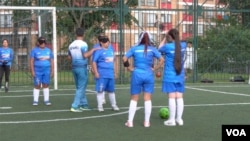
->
<box><xmin>125</xmin><ymin>72</ymin><xmax>141</xmax><ymax>127</ymax></box>
<box><xmin>96</xmin><ymin>78</ymin><xmax>105</xmax><ymax>112</ymax></box>
<box><xmin>42</xmin><ymin>68</ymin><xmax>51</xmax><ymax>106</ymax></box>
<box><xmin>107</xmin><ymin>78</ymin><xmax>119</xmax><ymax>111</ymax></box>
<box><xmin>175</xmin><ymin>83</ymin><xmax>185</xmax><ymax>126</ymax></box>
<box><xmin>0</xmin><ymin>66</ymin><xmax>4</xmax><ymax>90</ymax></box>
<box><xmin>79</xmin><ymin>68</ymin><xmax>91</xmax><ymax>110</ymax></box>
<box><xmin>162</xmin><ymin>82</ymin><xmax>177</xmax><ymax>126</ymax></box>
<box><xmin>32</xmin><ymin>71</ymin><xmax>41</xmax><ymax>106</ymax></box>
<box><xmin>4</xmin><ymin>66</ymin><xmax>10</xmax><ymax>92</ymax></box>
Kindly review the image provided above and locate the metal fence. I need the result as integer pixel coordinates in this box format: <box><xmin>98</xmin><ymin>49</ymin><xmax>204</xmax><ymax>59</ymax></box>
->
<box><xmin>1</xmin><ymin>1</ymin><xmax>250</xmax><ymax>88</ymax></box>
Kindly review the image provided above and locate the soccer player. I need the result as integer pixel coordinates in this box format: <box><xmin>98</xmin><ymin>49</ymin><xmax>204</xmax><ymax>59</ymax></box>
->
<box><xmin>68</xmin><ymin>27</ymin><xmax>99</xmax><ymax>112</ymax></box>
<box><xmin>30</xmin><ymin>37</ymin><xmax>54</xmax><ymax>106</ymax></box>
<box><xmin>0</xmin><ymin>39</ymin><xmax>13</xmax><ymax>93</ymax></box>
<box><xmin>92</xmin><ymin>35</ymin><xmax>119</xmax><ymax>112</ymax></box>
<box><xmin>91</xmin><ymin>33</ymin><xmax>115</xmax><ymax>104</ymax></box>
<box><xmin>123</xmin><ymin>31</ymin><xmax>164</xmax><ymax>127</ymax></box>
<box><xmin>158</xmin><ymin>29</ymin><xmax>187</xmax><ymax>126</ymax></box>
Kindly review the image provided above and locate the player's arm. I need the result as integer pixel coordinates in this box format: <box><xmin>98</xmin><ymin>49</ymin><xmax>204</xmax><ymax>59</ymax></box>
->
<box><xmin>30</xmin><ymin>58</ymin><xmax>35</xmax><ymax>77</ymax></box>
<box><xmin>92</xmin><ymin>61</ymin><xmax>99</xmax><ymax>78</ymax></box>
<box><xmin>153</xmin><ymin>57</ymin><xmax>164</xmax><ymax>71</ymax></box>
<box><xmin>122</xmin><ymin>56</ymin><xmax>133</xmax><ymax>72</ymax></box>
<box><xmin>158</xmin><ymin>36</ymin><xmax>166</xmax><ymax>49</ymax></box>
<box><xmin>83</xmin><ymin>47</ymin><xmax>101</xmax><ymax>58</ymax></box>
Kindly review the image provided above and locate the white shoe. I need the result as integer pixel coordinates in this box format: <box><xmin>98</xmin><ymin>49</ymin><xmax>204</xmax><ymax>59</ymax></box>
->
<box><xmin>144</xmin><ymin>121</ymin><xmax>150</xmax><ymax>127</ymax></box>
<box><xmin>176</xmin><ymin>119</ymin><xmax>184</xmax><ymax>126</ymax></box>
<box><xmin>112</xmin><ymin>105</ymin><xmax>119</xmax><ymax>111</ymax></box>
<box><xmin>125</xmin><ymin>121</ymin><xmax>133</xmax><ymax>127</ymax></box>
<box><xmin>98</xmin><ymin>106</ymin><xmax>104</xmax><ymax>112</ymax></box>
<box><xmin>164</xmin><ymin>120</ymin><xmax>176</xmax><ymax>126</ymax></box>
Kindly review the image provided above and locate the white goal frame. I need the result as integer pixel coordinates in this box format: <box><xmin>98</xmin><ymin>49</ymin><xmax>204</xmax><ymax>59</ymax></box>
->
<box><xmin>0</xmin><ymin>6</ymin><xmax>58</xmax><ymax>89</ymax></box>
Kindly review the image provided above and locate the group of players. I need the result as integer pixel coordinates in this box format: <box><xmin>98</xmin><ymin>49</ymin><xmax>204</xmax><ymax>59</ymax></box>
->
<box><xmin>0</xmin><ymin>27</ymin><xmax>190</xmax><ymax>128</ymax></box>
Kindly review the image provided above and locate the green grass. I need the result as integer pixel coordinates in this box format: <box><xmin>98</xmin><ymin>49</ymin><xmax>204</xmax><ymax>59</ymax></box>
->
<box><xmin>1</xmin><ymin>83</ymin><xmax>250</xmax><ymax>141</ymax></box>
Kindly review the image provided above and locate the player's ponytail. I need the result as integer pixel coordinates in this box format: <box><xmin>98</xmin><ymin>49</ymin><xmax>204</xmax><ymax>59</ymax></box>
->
<box><xmin>168</xmin><ymin>29</ymin><xmax>182</xmax><ymax>75</ymax></box>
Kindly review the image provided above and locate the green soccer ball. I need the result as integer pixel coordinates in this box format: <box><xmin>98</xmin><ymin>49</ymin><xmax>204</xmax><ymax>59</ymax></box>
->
<box><xmin>159</xmin><ymin>107</ymin><xmax>169</xmax><ymax>119</ymax></box>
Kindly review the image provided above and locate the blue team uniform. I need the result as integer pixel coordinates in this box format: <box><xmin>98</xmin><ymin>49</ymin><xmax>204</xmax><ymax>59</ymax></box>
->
<box><xmin>159</xmin><ymin>41</ymin><xmax>187</xmax><ymax>93</ymax></box>
<box><xmin>92</xmin><ymin>46</ymin><xmax>115</xmax><ymax>93</ymax></box>
<box><xmin>125</xmin><ymin>44</ymin><xmax>162</xmax><ymax>95</ymax></box>
<box><xmin>30</xmin><ymin>46</ymin><xmax>54</xmax><ymax>86</ymax></box>
<box><xmin>68</xmin><ymin>40</ymin><xmax>89</xmax><ymax>108</ymax></box>
<box><xmin>0</xmin><ymin>47</ymin><xmax>13</xmax><ymax>66</ymax></box>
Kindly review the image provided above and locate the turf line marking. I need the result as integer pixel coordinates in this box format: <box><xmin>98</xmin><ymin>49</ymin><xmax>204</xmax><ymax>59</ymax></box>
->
<box><xmin>0</xmin><ymin>107</ymin><xmax>12</xmax><ymax>109</ymax></box>
<box><xmin>186</xmin><ymin>86</ymin><xmax>250</xmax><ymax>96</ymax></box>
<box><xmin>0</xmin><ymin>107</ymin><xmax>142</xmax><ymax>124</ymax></box>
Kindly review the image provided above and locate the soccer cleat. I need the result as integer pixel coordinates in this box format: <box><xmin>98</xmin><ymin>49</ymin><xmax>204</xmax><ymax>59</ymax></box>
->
<box><xmin>112</xmin><ymin>105</ymin><xmax>120</xmax><ymax>111</ymax></box>
<box><xmin>98</xmin><ymin>106</ymin><xmax>104</xmax><ymax>112</ymax></box>
<box><xmin>125</xmin><ymin>121</ymin><xmax>133</xmax><ymax>127</ymax></box>
<box><xmin>33</xmin><ymin>101</ymin><xmax>38</xmax><ymax>106</ymax></box>
<box><xmin>70</xmin><ymin>107</ymin><xmax>82</xmax><ymax>112</ymax></box>
<box><xmin>144</xmin><ymin>121</ymin><xmax>150</xmax><ymax>127</ymax></box>
<box><xmin>164</xmin><ymin>120</ymin><xmax>176</xmax><ymax>126</ymax></box>
<box><xmin>176</xmin><ymin>119</ymin><xmax>184</xmax><ymax>126</ymax></box>
<box><xmin>79</xmin><ymin>106</ymin><xmax>92</xmax><ymax>111</ymax></box>
<box><xmin>44</xmin><ymin>101</ymin><xmax>52</xmax><ymax>106</ymax></box>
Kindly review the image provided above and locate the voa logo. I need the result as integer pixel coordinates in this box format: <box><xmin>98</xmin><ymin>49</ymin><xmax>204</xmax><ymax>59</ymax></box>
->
<box><xmin>226</xmin><ymin>129</ymin><xmax>246</xmax><ymax>136</ymax></box>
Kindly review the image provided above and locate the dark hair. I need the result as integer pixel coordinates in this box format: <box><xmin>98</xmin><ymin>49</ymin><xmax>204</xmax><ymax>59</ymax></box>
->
<box><xmin>2</xmin><ymin>39</ymin><xmax>8</xmax><ymax>44</ymax></box>
<box><xmin>98</xmin><ymin>33</ymin><xmax>109</xmax><ymax>43</ymax></box>
<box><xmin>168</xmin><ymin>29</ymin><xmax>182</xmax><ymax>75</ymax></box>
<box><xmin>75</xmin><ymin>28</ymin><xmax>84</xmax><ymax>36</ymax></box>
<box><xmin>38</xmin><ymin>37</ymin><xmax>46</xmax><ymax>45</ymax></box>
<box><xmin>139</xmin><ymin>32</ymin><xmax>151</xmax><ymax>56</ymax></box>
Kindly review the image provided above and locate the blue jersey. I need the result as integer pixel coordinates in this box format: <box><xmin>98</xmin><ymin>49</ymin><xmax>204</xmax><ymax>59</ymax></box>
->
<box><xmin>125</xmin><ymin>44</ymin><xmax>162</xmax><ymax>73</ymax></box>
<box><xmin>92</xmin><ymin>47</ymin><xmax>115</xmax><ymax>78</ymax></box>
<box><xmin>30</xmin><ymin>46</ymin><xmax>54</xmax><ymax>67</ymax></box>
<box><xmin>68</xmin><ymin>40</ymin><xmax>88</xmax><ymax>68</ymax></box>
<box><xmin>159</xmin><ymin>41</ymin><xmax>187</xmax><ymax>83</ymax></box>
<box><xmin>0</xmin><ymin>47</ymin><xmax>13</xmax><ymax>66</ymax></box>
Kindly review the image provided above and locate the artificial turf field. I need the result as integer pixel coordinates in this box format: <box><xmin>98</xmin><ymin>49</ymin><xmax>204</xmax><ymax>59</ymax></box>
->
<box><xmin>1</xmin><ymin>83</ymin><xmax>250</xmax><ymax>141</ymax></box>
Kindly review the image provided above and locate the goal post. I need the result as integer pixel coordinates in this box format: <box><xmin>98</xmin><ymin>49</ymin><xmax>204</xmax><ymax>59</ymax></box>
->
<box><xmin>0</xmin><ymin>6</ymin><xmax>58</xmax><ymax>89</ymax></box>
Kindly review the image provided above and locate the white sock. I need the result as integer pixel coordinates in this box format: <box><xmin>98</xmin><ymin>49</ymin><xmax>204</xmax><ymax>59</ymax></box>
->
<box><xmin>43</xmin><ymin>88</ymin><xmax>49</xmax><ymax>102</ymax></box>
<box><xmin>33</xmin><ymin>88</ymin><xmax>40</xmax><ymax>102</ymax></box>
<box><xmin>144</xmin><ymin>100</ymin><xmax>152</xmax><ymax>122</ymax></box>
<box><xmin>128</xmin><ymin>100</ymin><xmax>137</xmax><ymax>122</ymax></box>
<box><xmin>97</xmin><ymin>93</ymin><xmax>103</xmax><ymax>107</ymax></box>
<box><xmin>108</xmin><ymin>92</ymin><xmax>117</xmax><ymax>107</ymax></box>
<box><xmin>102</xmin><ymin>91</ymin><xmax>105</xmax><ymax>101</ymax></box>
<box><xmin>176</xmin><ymin>98</ymin><xmax>184</xmax><ymax>120</ymax></box>
<box><xmin>168</xmin><ymin>98</ymin><xmax>176</xmax><ymax>121</ymax></box>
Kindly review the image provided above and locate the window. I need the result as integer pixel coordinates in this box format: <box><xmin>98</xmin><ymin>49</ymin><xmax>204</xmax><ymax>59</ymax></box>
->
<box><xmin>198</xmin><ymin>24</ymin><xmax>203</xmax><ymax>35</ymax></box>
<box><xmin>140</xmin><ymin>0</ymin><xmax>155</xmax><ymax>6</ymax></box>
<box><xmin>0</xmin><ymin>14</ymin><xmax>12</xmax><ymax>27</ymax></box>
<box><xmin>111</xmin><ymin>33</ymin><xmax>120</xmax><ymax>43</ymax></box>
<box><xmin>144</xmin><ymin>13</ymin><xmax>156</xmax><ymax>27</ymax></box>
<box><xmin>161</xmin><ymin>14</ymin><xmax>172</xmax><ymax>23</ymax></box>
<box><xmin>182</xmin><ymin>24</ymin><xmax>193</xmax><ymax>33</ymax></box>
<box><xmin>205</xmin><ymin>7</ymin><xmax>214</xmax><ymax>18</ymax></box>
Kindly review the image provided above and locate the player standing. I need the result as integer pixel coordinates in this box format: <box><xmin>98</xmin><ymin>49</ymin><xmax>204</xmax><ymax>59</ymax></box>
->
<box><xmin>158</xmin><ymin>29</ymin><xmax>187</xmax><ymax>126</ymax></box>
<box><xmin>30</xmin><ymin>37</ymin><xmax>54</xmax><ymax>106</ymax></box>
<box><xmin>123</xmin><ymin>31</ymin><xmax>164</xmax><ymax>127</ymax></box>
<box><xmin>0</xmin><ymin>39</ymin><xmax>13</xmax><ymax>93</ymax></box>
<box><xmin>92</xmin><ymin>35</ymin><xmax>119</xmax><ymax>112</ymax></box>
